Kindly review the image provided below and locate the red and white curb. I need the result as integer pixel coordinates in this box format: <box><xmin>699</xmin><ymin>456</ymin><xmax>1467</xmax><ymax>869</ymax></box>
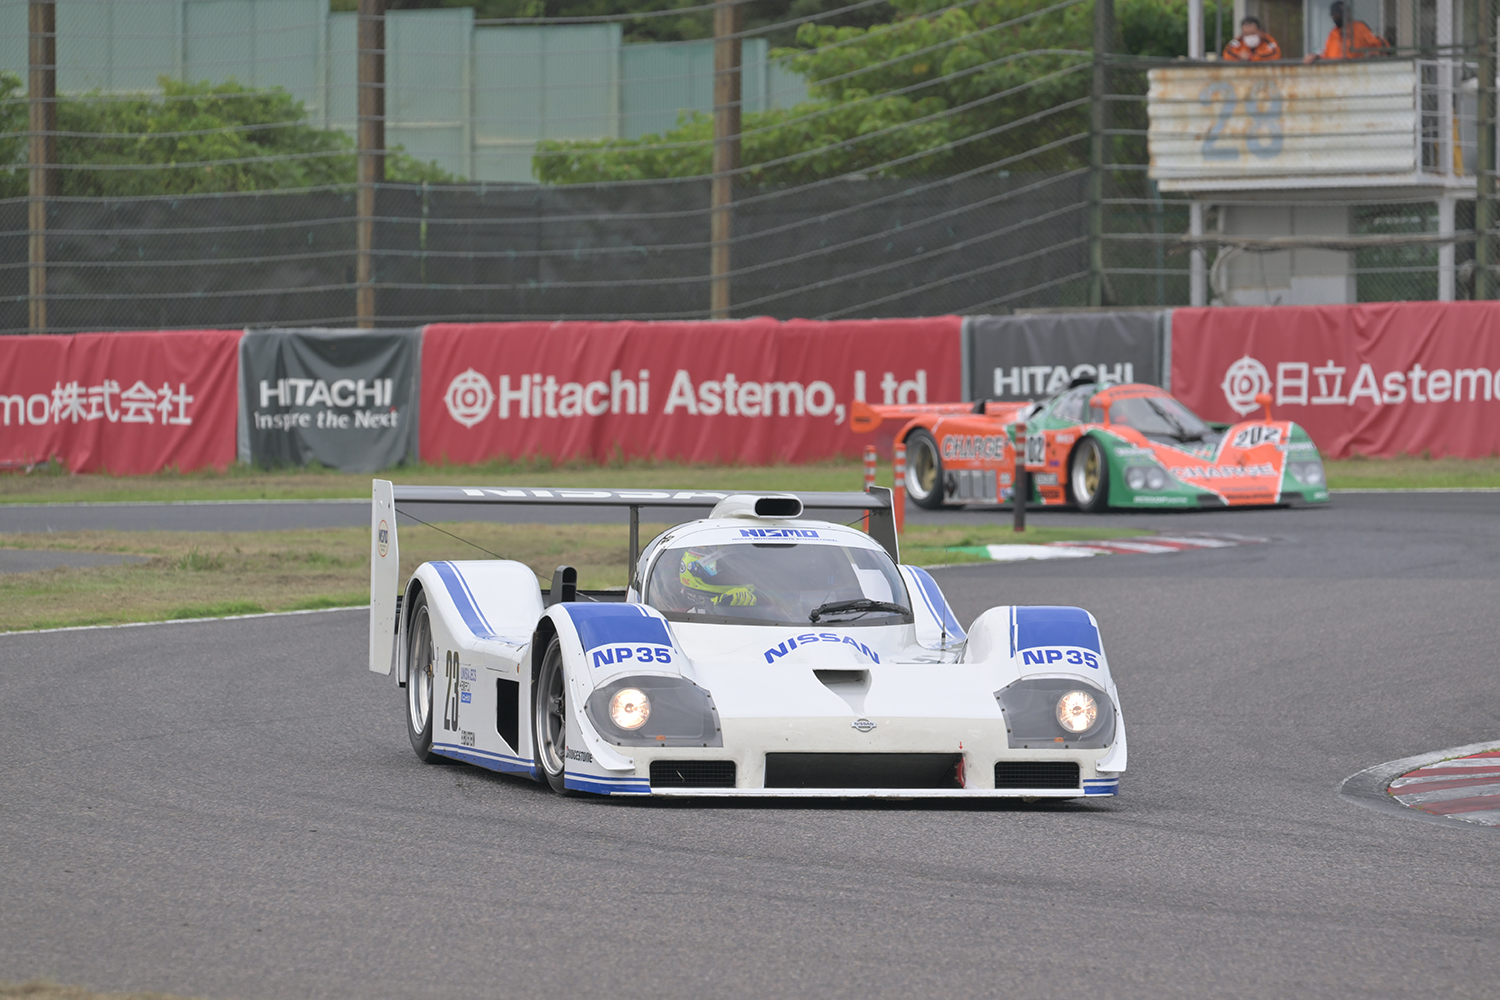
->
<box><xmin>1340</xmin><ymin>740</ymin><xmax>1500</xmax><ymax>829</ymax></box>
<box><xmin>1388</xmin><ymin>750</ymin><xmax>1500</xmax><ymax>826</ymax></box>
<box><xmin>973</xmin><ymin>533</ymin><xmax>1267</xmax><ymax>563</ymax></box>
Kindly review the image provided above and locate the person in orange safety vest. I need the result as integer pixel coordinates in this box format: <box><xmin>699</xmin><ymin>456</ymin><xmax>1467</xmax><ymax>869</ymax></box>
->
<box><xmin>1304</xmin><ymin>1</ymin><xmax>1390</xmax><ymax>62</ymax></box>
<box><xmin>1223</xmin><ymin>17</ymin><xmax>1281</xmax><ymax>61</ymax></box>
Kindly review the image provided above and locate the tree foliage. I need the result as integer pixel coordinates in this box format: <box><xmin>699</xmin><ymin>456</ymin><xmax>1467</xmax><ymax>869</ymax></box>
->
<box><xmin>533</xmin><ymin>0</ymin><xmax>1183</xmax><ymax>185</ymax></box>
<box><xmin>0</xmin><ymin>74</ymin><xmax>454</xmax><ymax>199</ymax></box>
<box><xmin>352</xmin><ymin>0</ymin><xmax>896</xmax><ymax>46</ymax></box>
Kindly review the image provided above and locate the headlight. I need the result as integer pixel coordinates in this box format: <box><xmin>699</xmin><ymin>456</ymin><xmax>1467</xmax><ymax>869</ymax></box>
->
<box><xmin>609</xmin><ymin>688</ymin><xmax>650</xmax><ymax>730</ymax></box>
<box><xmin>586</xmin><ymin>676</ymin><xmax>723</xmax><ymax>747</ymax></box>
<box><xmin>1056</xmin><ymin>690</ymin><xmax>1098</xmax><ymax>733</ymax></box>
<box><xmin>1125</xmin><ymin>465</ymin><xmax>1169</xmax><ymax>491</ymax></box>
<box><xmin>994</xmin><ymin>677</ymin><xmax>1114</xmax><ymax>749</ymax></box>
<box><xmin>1290</xmin><ymin>461</ymin><xmax>1324</xmax><ymax>486</ymax></box>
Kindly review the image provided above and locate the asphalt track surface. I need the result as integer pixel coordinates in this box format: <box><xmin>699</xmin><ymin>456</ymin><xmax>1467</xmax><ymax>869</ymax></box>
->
<box><xmin>2</xmin><ymin>493</ymin><xmax>1497</xmax><ymax>1000</ymax></box>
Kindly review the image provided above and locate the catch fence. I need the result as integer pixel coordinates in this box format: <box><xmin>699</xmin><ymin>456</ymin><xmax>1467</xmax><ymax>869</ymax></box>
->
<box><xmin>1</xmin><ymin>0</ymin><xmax>1492</xmax><ymax>335</ymax></box>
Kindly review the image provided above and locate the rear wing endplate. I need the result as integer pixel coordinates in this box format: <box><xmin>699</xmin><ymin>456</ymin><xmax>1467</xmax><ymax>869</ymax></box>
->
<box><xmin>369</xmin><ymin>479</ymin><xmax>401</xmax><ymax>674</ymax></box>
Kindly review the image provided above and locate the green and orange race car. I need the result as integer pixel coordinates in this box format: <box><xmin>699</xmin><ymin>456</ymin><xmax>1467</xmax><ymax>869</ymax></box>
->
<box><xmin>851</xmin><ymin>380</ymin><xmax>1329</xmax><ymax>512</ymax></box>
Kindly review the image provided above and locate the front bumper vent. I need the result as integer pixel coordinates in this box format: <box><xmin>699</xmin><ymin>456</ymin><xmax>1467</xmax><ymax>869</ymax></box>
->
<box><xmin>994</xmin><ymin>761</ymin><xmax>1080</xmax><ymax>790</ymax></box>
<box><xmin>764</xmin><ymin>753</ymin><xmax>963</xmax><ymax>789</ymax></box>
<box><xmin>650</xmin><ymin>760</ymin><xmax>737</xmax><ymax>788</ymax></box>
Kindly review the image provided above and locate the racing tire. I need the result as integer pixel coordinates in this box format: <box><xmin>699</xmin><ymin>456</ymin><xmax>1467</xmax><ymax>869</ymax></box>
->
<box><xmin>404</xmin><ymin>591</ymin><xmax>450</xmax><ymax>765</ymax></box>
<box><xmin>1068</xmin><ymin>436</ymin><xmax>1110</xmax><ymax>513</ymax></box>
<box><xmin>532</xmin><ymin>636</ymin><xmax>574</xmax><ymax>795</ymax></box>
<box><xmin>903</xmin><ymin>429</ymin><xmax>946</xmax><ymax>510</ymax></box>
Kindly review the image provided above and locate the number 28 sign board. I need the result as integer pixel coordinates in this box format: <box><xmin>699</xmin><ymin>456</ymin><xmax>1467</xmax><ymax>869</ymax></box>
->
<box><xmin>1146</xmin><ymin>61</ymin><xmax>1419</xmax><ymax>191</ymax></box>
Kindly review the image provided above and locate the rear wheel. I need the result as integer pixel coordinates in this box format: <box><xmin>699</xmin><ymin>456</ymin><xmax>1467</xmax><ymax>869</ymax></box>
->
<box><xmin>532</xmin><ymin>637</ymin><xmax>572</xmax><ymax>794</ymax></box>
<box><xmin>904</xmin><ymin>430</ymin><xmax>946</xmax><ymax>509</ymax></box>
<box><xmin>1069</xmin><ymin>437</ymin><xmax>1110</xmax><ymax>513</ymax></box>
<box><xmin>404</xmin><ymin>592</ymin><xmax>448</xmax><ymax>764</ymax></box>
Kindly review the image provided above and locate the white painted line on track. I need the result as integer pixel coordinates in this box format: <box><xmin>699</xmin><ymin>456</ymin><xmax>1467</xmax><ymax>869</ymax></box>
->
<box><xmin>1331</xmin><ymin>487</ymin><xmax>1500</xmax><ymax>493</ymax></box>
<box><xmin>979</xmin><ymin>544</ymin><xmax>1103</xmax><ymax>562</ymax></box>
<box><xmin>1</xmin><ymin>604</ymin><xmax>369</xmax><ymax>638</ymax></box>
<box><xmin>953</xmin><ymin>533</ymin><xmax>1267</xmax><ymax>564</ymax></box>
<box><xmin>1055</xmin><ymin>539</ymin><xmax>1183</xmax><ymax>554</ymax></box>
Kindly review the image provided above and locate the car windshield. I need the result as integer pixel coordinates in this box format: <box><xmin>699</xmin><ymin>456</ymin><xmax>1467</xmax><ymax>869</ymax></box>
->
<box><xmin>645</xmin><ymin>541</ymin><xmax>911</xmax><ymax>627</ymax></box>
<box><xmin>1109</xmin><ymin>395</ymin><xmax>1213</xmax><ymax>441</ymax></box>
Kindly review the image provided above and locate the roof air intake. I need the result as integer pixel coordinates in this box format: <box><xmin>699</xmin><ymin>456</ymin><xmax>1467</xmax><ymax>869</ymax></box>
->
<box><xmin>709</xmin><ymin>494</ymin><xmax>803</xmax><ymax>520</ymax></box>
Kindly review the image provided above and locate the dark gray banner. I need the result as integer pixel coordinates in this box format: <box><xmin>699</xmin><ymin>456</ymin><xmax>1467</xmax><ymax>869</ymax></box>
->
<box><xmin>238</xmin><ymin>328</ymin><xmax>421</xmax><ymax>471</ymax></box>
<box><xmin>965</xmin><ymin>311</ymin><xmax>1167</xmax><ymax>401</ymax></box>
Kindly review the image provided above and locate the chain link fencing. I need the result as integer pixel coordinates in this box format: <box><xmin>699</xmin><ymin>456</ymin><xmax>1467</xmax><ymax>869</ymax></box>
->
<box><xmin>0</xmin><ymin>0</ymin><xmax>1489</xmax><ymax>334</ymax></box>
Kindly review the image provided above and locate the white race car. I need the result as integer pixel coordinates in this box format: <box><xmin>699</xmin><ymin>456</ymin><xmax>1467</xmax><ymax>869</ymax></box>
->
<box><xmin>369</xmin><ymin>483</ymin><xmax>1126</xmax><ymax>798</ymax></box>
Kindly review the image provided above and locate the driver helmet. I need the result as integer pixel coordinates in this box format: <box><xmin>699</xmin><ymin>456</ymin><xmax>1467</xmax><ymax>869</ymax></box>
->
<box><xmin>677</xmin><ymin>546</ymin><xmax>758</xmax><ymax>608</ymax></box>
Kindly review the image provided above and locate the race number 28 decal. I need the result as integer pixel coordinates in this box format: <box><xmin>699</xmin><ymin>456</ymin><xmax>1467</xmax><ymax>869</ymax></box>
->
<box><xmin>443</xmin><ymin>650</ymin><xmax>462</xmax><ymax>731</ymax></box>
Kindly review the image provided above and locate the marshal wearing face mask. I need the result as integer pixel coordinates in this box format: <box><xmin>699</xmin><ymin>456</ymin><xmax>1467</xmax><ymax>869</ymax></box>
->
<box><xmin>1223</xmin><ymin>17</ymin><xmax>1281</xmax><ymax>62</ymax></box>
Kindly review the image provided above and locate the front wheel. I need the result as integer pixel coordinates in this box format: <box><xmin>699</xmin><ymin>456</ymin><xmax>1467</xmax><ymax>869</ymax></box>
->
<box><xmin>405</xmin><ymin>592</ymin><xmax>448</xmax><ymax>764</ymax></box>
<box><xmin>1069</xmin><ymin>437</ymin><xmax>1110</xmax><ymax>513</ymax></box>
<box><xmin>904</xmin><ymin>430</ymin><xmax>946</xmax><ymax>509</ymax></box>
<box><xmin>532</xmin><ymin>637</ymin><xmax>572</xmax><ymax>794</ymax></box>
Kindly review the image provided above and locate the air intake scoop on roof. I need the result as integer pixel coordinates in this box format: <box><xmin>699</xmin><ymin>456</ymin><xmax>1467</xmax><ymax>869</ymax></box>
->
<box><xmin>709</xmin><ymin>494</ymin><xmax>803</xmax><ymax>520</ymax></box>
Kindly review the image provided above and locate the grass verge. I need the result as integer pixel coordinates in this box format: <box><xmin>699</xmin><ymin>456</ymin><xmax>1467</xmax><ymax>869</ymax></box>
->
<box><xmin>3</xmin><ymin>454</ymin><xmax>1498</xmax><ymax>506</ymax></box>
<box><xmin>1321</xmin><ymin>455</ymin><xmax>1500</xmax><ymax>489</ymax></box>
<box><xmin>0</xmin><ymin>456</ymin><xmax>877</xmax><ymax>504</ymax></box>
<box><xmin>1</xmin><ymin>983</ymin><xmax>203</xmax><ymax>1000</ymax></box>
<box><xmin>0</xmin><ymin>522</ymin><xmax>1148</xmax><ymax>632</ymax></box>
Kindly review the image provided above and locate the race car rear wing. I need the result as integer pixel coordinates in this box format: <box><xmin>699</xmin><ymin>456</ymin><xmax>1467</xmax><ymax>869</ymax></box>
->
<box><xmin>369</xmin><ymin>481</ymin><xmax>897</xmax><ymax>674</ymax></box>
<box><xmin>849</xmin><ymin>398</ymin><xmax>1030</xmax><ymax>433</ymax></box>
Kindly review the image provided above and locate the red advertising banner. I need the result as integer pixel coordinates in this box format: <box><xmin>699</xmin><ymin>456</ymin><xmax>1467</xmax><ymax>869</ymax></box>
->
<box><xmin>0</xmin><ymin>330</ymin><xmax>241</xmax><ymax>474</ymax></box>
<box><xmin>1170</xmin><ymin>302</ymin><xmax>1500</xmax><ymax>459</ymax></box>
<box><xmin>420</xmin><ymin>319</ymin><xmax>962</xmax><ymax>465</ymax></box>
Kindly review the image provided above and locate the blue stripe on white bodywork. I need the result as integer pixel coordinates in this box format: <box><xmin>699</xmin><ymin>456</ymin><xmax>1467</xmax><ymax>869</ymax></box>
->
<box><xmin>431</xmin><ymin>560</ymin><xmax>498</xmax><ymax>639</ymax></box>
<box><xmin>564</xmin><ymin>602</ymin><xmax>672</xmax><ymax>650</ymax></box>
<box><xmin>1015</xmin><ymin>606</ymin><xmax>1099</xmax><ymax>653</ymax></box>
<box><xmin>565</xmin><ymin>771</ymin><xmax>651</xmax><ymax>795</ymax></box>
<box><xmin>1082</xmin><ymin>778</ymin><xmax>1119</xmax><ymax>796</ymax></box>
<box><xmin>905</xmin><ymin>566</ymin><xmax>966</xmax><ymax>640</ymax></box>
<box><xmin>432</xmin><ymin>741</ymin><xmax>534</xmax><ymax>775</ymax></box>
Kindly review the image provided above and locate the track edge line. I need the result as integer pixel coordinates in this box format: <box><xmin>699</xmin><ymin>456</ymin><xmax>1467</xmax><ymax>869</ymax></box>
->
<box><xmin>1</xmin><ymin>604</ymin><xmax>370</xmax><ymax>638</ymax></box>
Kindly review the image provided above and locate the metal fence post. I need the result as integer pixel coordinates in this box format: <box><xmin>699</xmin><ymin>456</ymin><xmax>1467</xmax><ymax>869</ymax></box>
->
<box><xmin>1013</xmin><ymin>421</ymin><xmax>1027</xmax><ymax>532</ymax></box>
<box><xmin>711</xmin><ymin>0</ymin><xmax>742</xmax><ymax>320</ymax></box>
<box><xmin>357</xmin><ymin>0</ymin><xmax>385</xmax><ymax>328</ymax></box>
<box><xmin>28</xmin><ymin>0</ymin><xmax>56</xmax><ymax>335</ymax></box>
<box><xmin>1088</xmin><ymin>0</ymin><xmax>1114</xmax><ymax>308</ymax></box>
<box><xmin>862</xmin><ymin>445</ymin><xmax>877</xmax><ymax>531</ymax></box>
<box><xmin>892</xmin><ymin>443</ymin><xmax>906</xmax><ymax>535</ymax></box>
<box><xmin>1479</xmin><ymin>0</ymin><xmax>1497</xmax><ymax>299</ymax></box>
